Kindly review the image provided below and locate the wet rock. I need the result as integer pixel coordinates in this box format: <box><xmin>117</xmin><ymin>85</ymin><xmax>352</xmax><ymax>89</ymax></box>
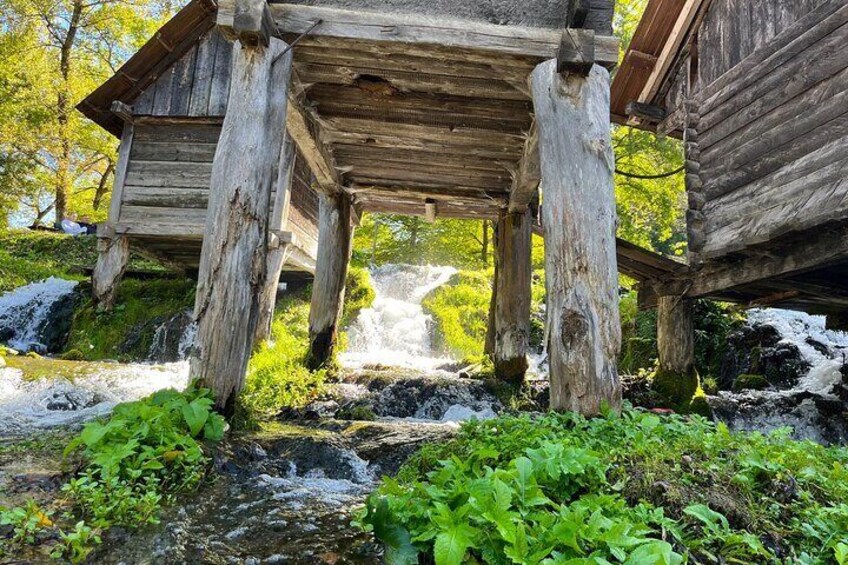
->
<box><xmin>135</xmin><ymin>310</ymin><xmax>195</xmax><ymax>363</ymax></box>
<box><xmin>303</xmin><ymin>400</ymin><xmax>340</xmax><ymax>420</ymax></box>
<box><xmin>719</xmin><ymin>324</ymin><xmax>809</xmax><ymax>391</ymax></box>
<box><xmin>709</xmin><ymin>391</ymin><xmax>848</xmax><ymax>445</ymax></box>
<box><xmin>0</xmin><ymin>280</ymin><xmax>81</xmax><ymax>354</ymax></box>
<box><xmin>45</xmin><ymin>390</ymin><xmax>101</xmax><ymax>411</ymax></box>
<box><xmin>364</xmin><ymin>375</ymin><xmax>500</xmax><ymax>420</ymax></box>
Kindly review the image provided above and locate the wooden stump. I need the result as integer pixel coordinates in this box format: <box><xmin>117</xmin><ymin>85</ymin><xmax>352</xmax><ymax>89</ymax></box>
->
<box><xmin>657</xmin><ymin>296</ymin><xmax>695</xmax><ymax>376</ymax></box>
<box><xmin>92</xmin><ymin>231</ymin><xmax>130</xmax><ymax>311</ymax></box>
<box><xmin>190</xmin><ymin>38</ymin><xmax>293</xmax><ymax>415</ymax></box>
<box><xmin>254</xmin><ymin>139</ymin><xmax>297</xmax><ymax>345</ymax></box>
<box><xmin>531</xmin><ymin>61</ymin><xmax>622</xmax><ymax>415</ymax></box>
<box><xmin>492</xmin><ymin>209</ymin><xmax>532</xmax><ymax>384</ymax></box>
<box><xmin>307</xmin><ymin>191</ymin><xmax>354</xmax><ymax>370</ymax></box>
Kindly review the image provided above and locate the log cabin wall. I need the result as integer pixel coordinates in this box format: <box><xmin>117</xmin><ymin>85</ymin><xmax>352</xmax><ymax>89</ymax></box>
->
<box><xmin>110</xmin><ymin>28</ymin><xmax>319</xmax><ymax>270</ymax></box>
<box><xmin>685</xmin><ymin>0</ymin><xmax>848</xmax><ymax>260</ymax></box>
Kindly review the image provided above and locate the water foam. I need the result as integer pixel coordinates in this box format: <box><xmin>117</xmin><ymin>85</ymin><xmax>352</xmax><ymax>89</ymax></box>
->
<box><xmin>341</xmin><ymin>264</ymin><xmax>457</xmax><ymax>372</ymax></box>
<box><xmin>0</xmin><ymin>278</ymin><xmax>77</xmax><ymax>352</ymax></box>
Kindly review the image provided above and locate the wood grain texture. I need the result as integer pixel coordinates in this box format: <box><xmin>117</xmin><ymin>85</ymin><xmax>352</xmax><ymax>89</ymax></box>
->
<box><xmin>190</xmin><ymin>38</ymin><xmax>293</xmax><ymax>414</ymax></box>
<box><xmin>307</xmin><ymin>191</ymin><xmax>354</xmax><ymax>369</ymax></box>
<box><xmin>92</xmin><ymin>235</ymin><xmax>130</xmax><ymax>310</ymax></box>
<box><xmin>657</xmin><ymin>296</ymin><xmax>694</xmax><ymax>374</ymax></box>
<box><xmin>532</xmin><ymin>61</ymin><xmax>621</xmax><ymax>415</ymax></box>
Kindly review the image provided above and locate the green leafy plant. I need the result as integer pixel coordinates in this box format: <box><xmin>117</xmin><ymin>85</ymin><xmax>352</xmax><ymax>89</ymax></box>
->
<box><xmin>0</xmin><ymin>500</ymin><xmax>52</xmax><ymax>546</ymax></box>
<box><xmin>360</xmin><ymin>410</ymin><xmax>848</xmax><ymax>564</ymax></box>
<box><xmin>50</xmin><ymin>521</ymin><xmax>101</xmax><ymax>564</ymax></box>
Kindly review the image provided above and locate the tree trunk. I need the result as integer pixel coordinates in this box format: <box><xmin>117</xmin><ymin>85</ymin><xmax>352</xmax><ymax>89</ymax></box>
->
<box><xmin>485</xmin><ymin>219</ymin><xmax>500</xmax><ymax>357</ymax></box>
<box><xmin>481</xmin><ymin>220</ymin><xmax>490</xmax><ymax>266</ymax></box>
<box><xmin>493</xmin><ymin>209</ymin><xmax>532</xmax><ymax>384</ymax></box>
<box><xmin>532</xmin><ymin>61</ymin><xmax>622</xmax><ymax>415</ymax></box>
<box><xmin>254</xmin><ymin>138</ymin><xmax>297</xmax><ymax>345</ymax></box>
<box><xmin>92</xmin><ymin>232</ymin><xmax>129</xmax><ymax>311</ymax></box>
<box><xmin>190</xmin><ymin>38</ymin><xmax>293</xmax><ymax>415</ymax></box>
<box><xmin>92</xmin><ymin>160</ymin><xmax>115</xmax><ymax>211</ymax></box>
<box><xmin>55</xmin><ymin>0</ymin><xmax>83</xmax><ymax>226</ymax></box>
<box><xmin>307</xmin><ymin>191</ymin><xmax>354</xmax><ymax>370</ymax></box>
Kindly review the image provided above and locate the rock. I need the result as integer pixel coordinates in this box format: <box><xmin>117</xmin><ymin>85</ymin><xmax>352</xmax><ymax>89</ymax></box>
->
<box><xmin>45</xmin><ymin>390</ymin><xmax>101</xmax><ymax>411</ymax></box>
<box><xmin>719</xmin><ymin>324</ymin><xmax>809</xmax><ymax>391</ymax></box>
<box><xmin>303</xmin><ymin>401</ymin><xmax>340</xmax><ymax>420</ymax></box>
<box><xmin>139</xmin><ymin>310</ymin><xmax>195</xmax><ymax>363</ymax></box>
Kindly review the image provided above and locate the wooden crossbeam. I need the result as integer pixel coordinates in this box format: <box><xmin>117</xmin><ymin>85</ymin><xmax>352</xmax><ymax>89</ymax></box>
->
<box><xmin>508</xmin><ymin>122</ymin><xmax>540</xmax><ymax>213</ymax></box>
<box><xmin>217</xmin><ymin>0</ymin><xmax>276</xmax><ymax>46</ymax></box>
<box><xmin>271</xmin><ymin>4</ymin><xmax>619</xmax><ymax>65</ymax></box>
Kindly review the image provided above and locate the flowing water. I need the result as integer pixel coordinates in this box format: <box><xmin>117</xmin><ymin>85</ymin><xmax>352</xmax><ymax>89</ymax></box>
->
<box><xmin>0</xmin><ymin>277</ymin><xmax>77</xmax><ymax>353</ymax></box>
<box><xmin>710</xmin><ymin>308</ymin><xmax>848</xmax><ymax>444</ymax></box>
<box><xmin>340</xmin><ymin>264</ymin><xmax>458</xmax><ymax>372</ymax></box>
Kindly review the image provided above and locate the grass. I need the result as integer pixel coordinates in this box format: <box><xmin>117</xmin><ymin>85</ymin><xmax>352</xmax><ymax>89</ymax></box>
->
<box><xmin>66</xmin><ymin>278</ymin><xmax>196</xmax><ymax>362</ymax></box>
<box><xmin>423</xmin><ymin>270</ymin><xmax>492</xmax><ymax>361</ymax></box>
<box><xmin>360</xmin><ymin>409</ymin><xmax>848</xmax><ymax>565</ymax></box>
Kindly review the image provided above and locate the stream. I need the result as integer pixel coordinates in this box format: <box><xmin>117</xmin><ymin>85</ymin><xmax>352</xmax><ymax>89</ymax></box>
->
<box><xmin>2</xmin><ymin>269</ymin><xmax>848</xmax><ymax>562</ymax></box>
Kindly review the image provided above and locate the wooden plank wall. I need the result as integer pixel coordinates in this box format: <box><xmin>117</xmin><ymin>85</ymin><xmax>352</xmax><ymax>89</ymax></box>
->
<box><xmin>134</xmin><ymin>29</ymin><xmax>233</xmax><ymax>117</ymax></box>
<box><xmin>692</xmin><ymin>0</ymin><xmax>848</xmax><ymax>259</ymax></box>
<box><xmin>117</xmin><ymin>123</ymin><xmax>319</xmax><ymax>255</ymax></box>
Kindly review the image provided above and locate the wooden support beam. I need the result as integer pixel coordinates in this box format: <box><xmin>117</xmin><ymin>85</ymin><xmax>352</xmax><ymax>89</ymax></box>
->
<box><xmin>190</xmin><ymin>38</ymin><xmax>293</xmax><ymax>415</ymax></box>
<box><xmin>217</xmin><ymin>0</ymin><xmax>276</xmax><ymax>47</ymax></box>
<box><xmin>492</xmin><ymin>209</ymin><xmax>532</xmax><ymax>384</ymax></box>
<box><xmin>568</xmin><ymin>0</ymin><xmax>591</xmax><ymax>28</ymax></box>
<box><xmin>110</xmin><ymin>101</ymin><xmax>134</xmax><ymax>124</ymax></box>
<box><xmin>557</xmin><ymin>29</ymin><xmax>596</xmax><ymax>75</ymax></box>
<box><xmin>307</xmin><ymin>191</ymin><xmax>354</xmax><ymax>369</ymax></box>
<box><xmin>625</xmin><ymin>101</ymin><xmax>667</xmax><ymax>123</ymax></box>
<box><xmin>92</xmin><ymin>230</ymin><xmax>130</xmax><ymax>311</ymax></box>
<box><xmin>657</xmin><ymin>296</ymin><xmax>694</xmax><ymax>375</ymax></box>
<box><xmin>508</xmin><ymin>122</ymin><xmax>541</xmax><ymax>213</ymax></box>
<box><xmin>625</xmin><ymin>49</ymin><xmax>658</xmax><ymax>71</ymax></box>
<box><xmin>286</xmin><ymin>73</ymin><xmax>343</xmax><ymax>194</ymax></box>
<box><xmin>272</xmin><ymin>4</ymin><xmax>619</xmax><ymax>65</ymax></box>
<box><xmin>424</xmin><ymin>199</ymin><xmax>437</xmax><ymax>223</ymax></box>
<box><xmin>533</xmin><ymin>61</ymin><xmax>621</xmax><ymax>415</ymax></box>
<box><xmin>255</xmin><ymin>137</ymin><xmax>297</xmax><ymax>344</ymax></box>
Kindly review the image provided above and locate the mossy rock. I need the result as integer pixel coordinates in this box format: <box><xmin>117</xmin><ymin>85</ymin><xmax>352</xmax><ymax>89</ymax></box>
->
<box><xmin>652</xmin><ymin>367</ymin><xmax>711</xmax><ymax>416</ymax></box>
<box><xmin>732</xmin><ymin>373</ymin><xmax>769</xmax><ymax>392</ymax></box>
<box><xmin>59</xmin><ymin>348</ymin><xmax>85</xmax><ymax>361</ymax></box>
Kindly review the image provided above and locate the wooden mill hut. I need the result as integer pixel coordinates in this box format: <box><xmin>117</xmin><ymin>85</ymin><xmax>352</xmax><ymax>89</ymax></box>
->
<box><xmin>612</xmin><ymin>0</ymin><xmax>848</xmax><ymax>379</ymax></box>
<box><xmin>79</xmin><ymin>0</ymin><xmax>655</xmax><ymax>415</ymax></box>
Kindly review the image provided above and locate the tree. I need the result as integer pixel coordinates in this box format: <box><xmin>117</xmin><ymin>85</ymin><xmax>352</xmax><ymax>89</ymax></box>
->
<box><xmin>0</xmin><ymin>0</ymin><xmax>178</xmax><ymax>227</ymax></box>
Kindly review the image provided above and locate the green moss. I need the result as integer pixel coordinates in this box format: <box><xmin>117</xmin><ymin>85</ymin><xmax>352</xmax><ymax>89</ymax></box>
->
<box><xmin>733</xmin><ymin>373</ymin><xmax>769</xmax><ymax>392</ymax></box>
<box><xmin>59</xmin><ymin>349</ymin><xmax>85</xmax><ymax>361</ymax></box>
<box><xmin>652</xmin><ymin>367</ymin><xmax>702</xmax><ymax>414</ymax></box>
<box><xmin>423</xmin><ymin>270</ymin><xmax>492</xmax><ymax>359</ymax></box>
<box><xmin>65</xmin><ymin>278</ymin><xmax>195</xmax><ymax>361</ymax></box>
<box><xmin>337</xmin><ymin>404</ymin><xmax>377</xmax><ymax>421</ymax></box>
<box><xmin>342</xmin><ymin>266</ymin><xmax>376</xmax><ymax>327</ymax></box>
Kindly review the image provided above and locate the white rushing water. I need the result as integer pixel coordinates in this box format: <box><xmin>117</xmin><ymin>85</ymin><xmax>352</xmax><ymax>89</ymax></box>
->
<box><xmin>340</xmin><ymin>264</ymin><xmax>458</xmax><ymax>372</ymax></box>
<box><xmin>0</xmin><ymin>362</ymin><xmax>190</xmax><ymax>435</ymax></box>
<box><xmin>746</xmin><ymin>308</ymin><xmax>848</xmax><ymax>394</ymax></box>
<box><xmin>0</xmin><ymin>277</ymin><xmax>78</xmax><ymax>352</ymax></box>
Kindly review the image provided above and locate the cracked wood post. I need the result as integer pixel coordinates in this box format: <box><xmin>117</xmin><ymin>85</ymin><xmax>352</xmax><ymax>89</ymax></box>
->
<box><xmin>254</xmin><ymin>138</ymin><xmax>297</xmax><ymax>345</ymax></box>
<box><xmin>492</xmin><ymin>209</ymin><xmax>532</xmax><ymax>384</ymax></box>
<box><xmin>307</xmin><ymin>191</ymin><xmax>354</xmax><ymax>370</ymax></box>
<box><xmin>531</xmin><ymin>61</ymin><xmax>622</xmax><ymax>415</ymax></box>
<box><xmin>654</xmin><ymin>294</ymin><xmax>699</xmax><ymax>410</ymax></box>
<box><xmin>190</xmin><ymin>33</ymin><xmax>293</xmax><ymax>415</ymax></box>
<box><xmin>92</xmin><ymin>227</ymin><xmax>130</xmax><ymax>311</ymax></box>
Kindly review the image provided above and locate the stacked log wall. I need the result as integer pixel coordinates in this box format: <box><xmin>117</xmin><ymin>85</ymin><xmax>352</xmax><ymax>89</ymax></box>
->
<box><xmin>689</xmin><ymin>0</ymin><xmax>848</xmax><ymax>260</ymax></box>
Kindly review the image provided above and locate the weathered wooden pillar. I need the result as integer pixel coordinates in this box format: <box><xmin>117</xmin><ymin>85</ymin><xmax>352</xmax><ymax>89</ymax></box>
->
<box><xmin>190</xmin><ymin>22</ymin><xmax>293</xmax><ymax>414</ymax></box>
<box><xmin>92</xmin><ymin>228</ymin><xmax>130</xmax><ymax>311</ymax></box>
<box><xmin>654</xmin><ymin>295</ymin><xmax>699</xmax><ymax>411</ymax></box>
<box><xmin>492</xmin><ymin>209</ymin><xmax>532</xmax><ymax>384</ymax></box>
<box><xmin>531</xmin><ymin>61</ymin><xmax>622</xmax><ymax>415</ymax></box>
<box><xmin>254</xmin><ymin>138</ymin><xmax>296</xmax><ymax>344</ymax></box>
<box><xmin>306</xmin><ymin>191</ymin><xmax>354</xmax><ymax>370</ymax></box>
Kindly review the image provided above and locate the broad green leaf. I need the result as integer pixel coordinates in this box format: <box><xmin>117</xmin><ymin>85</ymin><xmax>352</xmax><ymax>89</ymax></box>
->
<box><xmin>181</xmin><ymin>400</ymin><xmax>209</xmax><ymax>437</ymax></box>
<box><xmin>434</xmin><ymin>524</ymin><xmax>477</xmax><ymax>565</ymax></box>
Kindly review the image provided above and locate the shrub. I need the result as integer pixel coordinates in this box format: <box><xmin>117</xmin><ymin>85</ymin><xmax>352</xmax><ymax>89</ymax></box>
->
<box><xmin>359</xmin><ymin>410</ymin><xmax>848</xmax><ymax>565</ymax></box>
<box><xmin>423</xmin><ymin>270</ymin><xmax>492</xmax><ymax>360</ymax></box>
<box><xmin>342</xmin><ymin>266</ymin><xmax>376</xmax><ymax>327</ymax></box>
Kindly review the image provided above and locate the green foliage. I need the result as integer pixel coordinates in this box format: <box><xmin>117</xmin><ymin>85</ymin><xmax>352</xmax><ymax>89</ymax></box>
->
<box><xmin>733</xmin><ymin>373</ymin><xmax>769</xmax><ymax>392</ymax></box>
<box><xmin>360</xmin><ymin>410</ymin><xmax>848</xmax><ymax>565</ymax></box>
<box><xmin>50</xmin><ymin>521</ymin><xmax>101</xmax><ymax>564</ymax></box>
<box><xmin>66</xmin><ymin>277</ymin><xmax>195</xmax><ymax>361</ymax></box>
<box><xmin>423</xmin><ymin>270</ymin><xmax>492</xmax><ymax>360</ymax></box>
<box><xmin>619</xmin><ymin>292</ymin><xmax>659</xmax><ymax>375</ymax></box>
<box><xmin>63</xmin><ymin>383</ymin><xmax>225</xmax><ymax>529</ymax></box>
<box><xmin>239</xmin><ymin>288</ymin><xmax>326</xmax><ymax>424</ymax></box>
<box><xmin>0</xmin><ymin>500</ymin><xmax>52</xmax><ymax>546</ymax></box>
<box><xmin>342</xmin><ymin>266</ymin><xmax>376</xmax><ymax>327</ymax></box>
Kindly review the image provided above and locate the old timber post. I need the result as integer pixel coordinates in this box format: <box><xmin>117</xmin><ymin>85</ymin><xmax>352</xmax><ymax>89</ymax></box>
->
<box><xmin>92</xmin><ymin>226</ymin><xmax>130</xmax><ymax>311</ymax></box>
<box><xmin>191</xmin><ymin>2</ymin><xmax>292</xmax><ymax>414</ymax></box>
<box><xmin>532</xmin><ymin>61</ymin><xmax>622</xmax><ymax>415</ymax></box>
<box><xmin>654</xmin><ymin>294</ymin><xmax>699</xmax><ymax>410</ymax></box>
<box><xmin>492</xmin><ymin>209</ymin><xmax>532</xmax><ymax>383</ymax></box>
<box><xmin>254</xmin><ymin>138</ymin><xmax>296</xmax><ymax>345</ymax></box>
<box><xmin>306</xmin><ymin>192</ymin><xmax>354</xmax><ymax>370</ymax></box>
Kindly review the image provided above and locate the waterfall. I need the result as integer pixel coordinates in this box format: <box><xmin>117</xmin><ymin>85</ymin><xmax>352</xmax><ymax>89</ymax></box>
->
<box><xmin>0</xmin><ymin>277</ymin><xmax>78</xmax><ymax>353</ymax></box>
<box><xmin>340</xmin><ymin>264</ymin><xmax>457</xmax><ymax>372</ymax></box>
<box><xmin>711</xmin><ymin>308</ymin><xmax>848</xmax><ymax>444</ymax></box>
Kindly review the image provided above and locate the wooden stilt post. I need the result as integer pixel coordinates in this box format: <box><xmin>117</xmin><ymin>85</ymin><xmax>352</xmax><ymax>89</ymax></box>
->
<box><xmin>532</xmin><ymin>61</ymin><xmax>622</xmax><ymax>415</ymax></box>
<box><xmin>306</xmin><ymin>191</ymin><xmax>354</xmax><ymax>370</ymax></box>
<box><xmin>92</xmin><ymin>227</ymin><xmax>129</xmax><ymax>311</ymax></box>
<box><xmin>254</xmin><ymin>138</ymin><xmax>297</xmax><ymax>345</ymax></box>
<box><xmin>492</xmin><ymin>209</ymin><xmax>532</xmax><ymax>384</ymax></box>
<box><xmin>654</xmin><ymin>295</ymin><xmax>700</xmax><ymax>411</ymax></box>
<box><xmin>190</xmin><ymin>22</ymin><xmax>293</xmax><ymax>415</ymax></box>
